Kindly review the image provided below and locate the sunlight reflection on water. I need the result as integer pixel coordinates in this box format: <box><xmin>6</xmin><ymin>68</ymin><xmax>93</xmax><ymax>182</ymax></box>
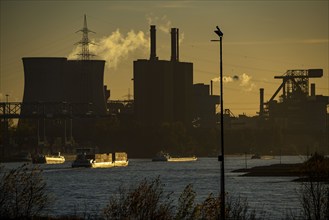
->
<box><xmin>2</xmin><ymin>156</ymin><xmax>305</xmax><ymax>218</ymax></box>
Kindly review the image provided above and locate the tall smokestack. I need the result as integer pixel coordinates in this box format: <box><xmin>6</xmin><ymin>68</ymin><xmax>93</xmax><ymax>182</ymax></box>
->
<box><xmin>310</xmin><ymin>83</ymin><xmax>316</xmax><ymax>97</ymax></box>
<box><xmin>259</xmin><ymin>88</ymin><xmax>264</xmax><ymax>116</ymax></box>
<box><xmin>176</xmin><ymin>28</ymin><xmax>179</xmax><ymax>62</ymax></box>
<box><xmin>150</xmin><ymin>25</ymin><xmax>157</xmax><ymax>60</ymax></box>
<box><xmin>171</xmin><ymin>28</ymin><xmax>177</xmax><ymax>61</ymax></box>
<box><xmin>210</xmin><ymin>80</ymin><xmax>213</xmax><ymax>95</ymax></box>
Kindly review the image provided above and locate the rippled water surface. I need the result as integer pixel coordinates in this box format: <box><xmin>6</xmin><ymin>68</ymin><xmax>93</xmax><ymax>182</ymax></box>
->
<box><xmin>2</xmin><ymin>156</ymin><xmax>306</xmax><ymax>218</ymax></box>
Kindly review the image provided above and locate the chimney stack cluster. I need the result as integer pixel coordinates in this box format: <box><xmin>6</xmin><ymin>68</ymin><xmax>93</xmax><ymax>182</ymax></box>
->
<box><xmin>149</xmin><ymin>25</ymin><xmax>179</xmax><ymax>62</ymax></box>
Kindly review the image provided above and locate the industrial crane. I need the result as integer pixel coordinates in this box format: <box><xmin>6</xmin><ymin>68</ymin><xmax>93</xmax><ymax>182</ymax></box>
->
<box><xmin>268</xmin><ymin>69</ymin><xmax>323</xmax><ymax>102</ymax></box>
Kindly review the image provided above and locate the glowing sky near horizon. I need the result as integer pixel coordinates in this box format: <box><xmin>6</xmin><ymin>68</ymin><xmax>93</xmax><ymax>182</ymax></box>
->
<box><xmin>1</xmin><ymin>0</ymin><xmax>328</xmax><ymax>116</ymax></box>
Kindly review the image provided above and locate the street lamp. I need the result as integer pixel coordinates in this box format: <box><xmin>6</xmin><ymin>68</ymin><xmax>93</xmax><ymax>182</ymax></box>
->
<box><xmin>211</xmin><ymin>26</ymin><xmax>225</xmax><ymax>219</ymax></box>
<box><xmin>5</xmin><ymin>94</ymin><xmax>9</xmax><ymax>103</ymax></box>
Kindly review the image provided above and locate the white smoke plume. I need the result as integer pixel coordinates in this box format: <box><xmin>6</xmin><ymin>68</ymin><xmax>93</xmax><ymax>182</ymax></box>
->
<box><xmin>146</xmin><ymin>14</ymin><xmax>184</xmax><ymax>44</ymax></box>
<box><xmin>179</xmin><ymin>32</ymin><xmax>185</xmax><ymax>45</ymax></box>
<box><xmin>239</xmin><ymin>73</ymin><xmax>255</xmax><ymax>91</ymax></box>
<box><xmin>212</xmin><ymin>75</ymin><xmax>239</xmax><ymax>83</ymax></box>
<box><xmin>146</xmin><ymin>14</ymin><xmax>172</xmax><ymax>34</ymax></box>
<box><xmin>68</xmin><ymin>15</ymin><xmax>184</xmax><ymax>68</ymax></box>
<box><xmin>212</xmin><ymin>73</ymin><xmax>255</xmax><ymax>91</ymax></box>
<box><xmin>68</xmin><ymin>29</ymin><xmax>149</xmax><ymax>69</ymax></box>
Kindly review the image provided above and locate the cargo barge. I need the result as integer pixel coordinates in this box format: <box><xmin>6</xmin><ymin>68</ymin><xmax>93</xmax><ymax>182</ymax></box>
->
<box><xmin>152</xmin><ymin>151</ymin><xmax>197</xmax><ymax>162</ymax></box>
<box><xmin>32</xmin><ymin>152</ymin><xmax>65</xmax><ymax>164</ymax></box>
<box><xmin>71</xmin><ymin>148</ymin><xmax>128</xmax><ymax>168</ymax></box>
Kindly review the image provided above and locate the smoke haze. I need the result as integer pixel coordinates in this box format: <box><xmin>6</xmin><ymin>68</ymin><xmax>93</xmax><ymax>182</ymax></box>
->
<box><xmin>146</xmin><ymin>14</ymin><xmax>184</xmax><ymax>44</ymax></box>
<box><xmin>212</xmin><ymin>73</ymin><xmax>256</xmax><ymax>91</ymax></box>
<box><xmin>146</xmin><ymin>14</ymin><xmax>172</xmax><ymax>33</ymax></box>
<box><xmin>68</xmin><ymin>15</ymin><xmax>186</xmax><ymax>69</ymax></box>
<box><xmin>68</xmin><ymin>29</ymin><xmax>149</xmax><ymax>69</ymax></box>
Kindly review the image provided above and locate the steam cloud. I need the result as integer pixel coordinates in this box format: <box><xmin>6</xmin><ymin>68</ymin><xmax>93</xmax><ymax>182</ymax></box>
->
<box><xmin>146</xmin><ymin>14</ymin><xmax>172</xmax><ymax>33</ymax></box>
<box><xmin>212</xmin><ymin>73</ymin><xmax>255</xmax><ymax>91</ymax></box>
<box><xmin>146</xmin><ymin>14</ymin><xmax>184</xmax><ymax>44</ymax></box>
<box><xmin>68</xmin><ymin>15</ymin><xmax>183</xmax><ymax>69</ymax></box>
<box><xmin>68</xmin><ymin>29</ymin><xmax>149</xmax><ymax>69</ymax></box>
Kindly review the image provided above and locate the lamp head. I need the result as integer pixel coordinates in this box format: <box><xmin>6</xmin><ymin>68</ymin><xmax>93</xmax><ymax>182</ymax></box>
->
<box><xmin>214</xmin><ymin>26</ymin><xmax>223</xmax><ymax>37</ymax></box>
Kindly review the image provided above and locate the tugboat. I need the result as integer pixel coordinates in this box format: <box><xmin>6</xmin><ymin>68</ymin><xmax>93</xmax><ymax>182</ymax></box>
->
<box><xmin>152</xmin><ymin>151</ymin><xmax>171</xmax><ymax>162</ymax></box>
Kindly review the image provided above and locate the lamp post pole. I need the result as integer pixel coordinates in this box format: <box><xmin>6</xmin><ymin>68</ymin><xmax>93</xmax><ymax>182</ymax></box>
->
<box><xmin>212</xmin><ymin>26</ymin><xmax>225</xmax><ymax>219</ymax></box>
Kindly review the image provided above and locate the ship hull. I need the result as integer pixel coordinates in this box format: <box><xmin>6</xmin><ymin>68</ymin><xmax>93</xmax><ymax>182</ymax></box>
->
<box><xmin>167</xmin><ymin>157</ymin><xmax>197</xmax><ymax>162</ymax></box>
<box><xmin>152</xmin><ymin>151</ymin><xmax>197</xmax><ymax>162</ymax></box>
<box><xmin>33</xmin><ymin>154</ymin><xmax>65</xmax><ymax>164</ymax></box>
<box><xmin>45</xmin><ymin>156</ymin><xmax>65</xmax><ymax>164</ymax></box>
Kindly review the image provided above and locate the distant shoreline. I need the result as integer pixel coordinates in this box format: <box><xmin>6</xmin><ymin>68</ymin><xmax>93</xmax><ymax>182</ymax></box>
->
<box><xmin>232</xmin><ymin>161</ymin><xmax>329</xmax><ymax>183</ymax></box>
<box><xmin>232</xmin><ymin>163</ymin><xmax>302</xmax><ymax>177</ymax></box>
<box><xmin>232</xmin><ymin>163</ymin><xmax>310</xmax><ymax>182</ymax></box>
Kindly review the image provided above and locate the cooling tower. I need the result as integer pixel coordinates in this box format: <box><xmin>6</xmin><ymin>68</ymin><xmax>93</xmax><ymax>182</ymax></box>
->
<box><xmin>22</xmin><ymin>58</ymin><xmax>67</xmax><ymax>104</ymax></box>
<box><xmin>22</xmin><ymin>57</ymin><xmax>106</xmax><ymax>115</ymax></box>
<box><xmin>20</xmin><ymin>57</ymin><xmax>107</xmax><ymax>147</ymax></box>
<box><xmin>65</xmin><ymin>60</ymin><xmax>107</xmax><ymax>115</ymax></box>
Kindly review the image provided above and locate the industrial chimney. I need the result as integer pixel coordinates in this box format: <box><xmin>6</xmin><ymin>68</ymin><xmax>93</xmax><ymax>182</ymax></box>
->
<box><xmin>176</xmin><ymin>28</ymin><xmax>179</xmax><ymax>62</ymax></box>
<box><xmin>171</xmin><ymin>28</ymin><xmax>179</xmax><ymax>61</ymax></box>
<box><xmin>259</xmin><ymin>88</ymin><xmax>264</xmax><ymax>116</ymax></box>
<box><xmin>210</xmin><ymin>80</ymin><xmax>213</xmax><ymax>95</ymax></box>
<box><xmin>150</xmin><ymin>25</ymin><xmax>157</xmax><ymax>60</ymax></box>
<box><xmin>310</xmin><ymin>83</ymin><xmax>316</xmax><ymax>97</ymax></box>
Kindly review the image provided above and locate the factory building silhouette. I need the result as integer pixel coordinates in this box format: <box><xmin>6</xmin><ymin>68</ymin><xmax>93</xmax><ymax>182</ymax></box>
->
<box><xmin>15</xmin><ymin>16</ymin><xmax>328</xmax><ymax>156</ymax></box>
<box><xmin>18</xmin><ymin>20</ymin><xmax>219</xmax><ymax>153</ymax></box>
<box><xmin>224</xmin><ymin>69</ymin><xmax>329</xmax><ymax>155</ymax></box>
<box><xmin>133</xmin><ymin>25</ymin><xmax>219</xmax><ymax>127</ymax></box>
<box><xmin>134</xmin><ymin>26</ymin><xmax>193</xmax><ymax>126</ymax></box>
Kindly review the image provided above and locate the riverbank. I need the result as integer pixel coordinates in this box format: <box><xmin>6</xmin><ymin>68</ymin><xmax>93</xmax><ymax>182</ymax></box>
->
<box><xmin>232</xmin><ymin>153</ymin><xmax>329</xmax><ymax>183</ymax></box>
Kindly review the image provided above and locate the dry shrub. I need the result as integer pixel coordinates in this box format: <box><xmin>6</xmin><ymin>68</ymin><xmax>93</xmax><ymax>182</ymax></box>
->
<box><xmin>104</xmin><ymin>177</ymin><xmax>260</xmax><ymax>220</ymax></box>
<box><xmin>103</xmin><ymin>176</ymin><xmax>174</xmax><ymax>220</ymax></box>
<box><xmin>299</xmin><ymin>153</ymin><xmax>329</xmax><ymax>220</ymax></box>
<box><xmin>0</xmin><ymin>163</ymin><xmax>51</xmax><ymax>218</ymax></box>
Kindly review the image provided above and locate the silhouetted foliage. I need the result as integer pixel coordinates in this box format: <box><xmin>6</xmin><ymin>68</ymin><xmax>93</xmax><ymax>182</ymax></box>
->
<box><xmin>298</xmin><ymin>153</ymin><xmax>329</xmax><ymax>220</ymax></box>
<box><xmin>175</xmin><ymin>184</ymin><xmax>196</xmax><ymax>219</ymax></box>
<box><xmin>226</xmin><ymin>196</ymin><xmax>258</xmax><ymax>220</ymax></box>
<box><xmin>193</xmin><ymin>193</ymin><xmax>221</xmax><ymax>219</ymax></box>
<box><xmin>103</xmin><ymin>176</ymin><xmax>261</xmax><ymax>220</ymax></box>
<box><xmin>103</xmin><ymin>176</ymin><xmax>174</xmax><ymax>220</ymax></box>
<box><xmin>0</xmin><ymin>163</ymin><xmax>50</xmax><ymax>218</ymax></box>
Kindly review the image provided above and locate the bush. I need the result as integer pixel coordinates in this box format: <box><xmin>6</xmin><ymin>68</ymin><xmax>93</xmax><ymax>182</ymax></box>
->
<box><xmin>103</xmin><ymin>176</ymin><xmax>174</xmax><ymax>220</ymax></box>
<box><xmin>175</xmin><ymin>184</ymin><xmax>196</xmax><ymax>219</ymax></box>
<box><xmin>192</xmin><ymin>193</ymin><xmax>221</xmax><ymax>219</ymax></box>
<box><xmin>298</xmin><ymin>153</ymin><xmax>329</xmax><ymax>220</ymax></box>
<box><xmin>103</xmin><ymin>177</ymin><xmax>260</xmax><ymax>220</ymax></box>
<box><xmin>0</xmin><ymin>163</ymin><xmax>50</xmax><ymax>218</ymax></box>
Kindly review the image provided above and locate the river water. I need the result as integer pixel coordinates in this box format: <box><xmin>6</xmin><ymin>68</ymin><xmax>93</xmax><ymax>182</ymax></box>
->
<box><xmin>2</xmin><ymin>155</ymin><xmax>306</xmax><ymax>219</ymax></box>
